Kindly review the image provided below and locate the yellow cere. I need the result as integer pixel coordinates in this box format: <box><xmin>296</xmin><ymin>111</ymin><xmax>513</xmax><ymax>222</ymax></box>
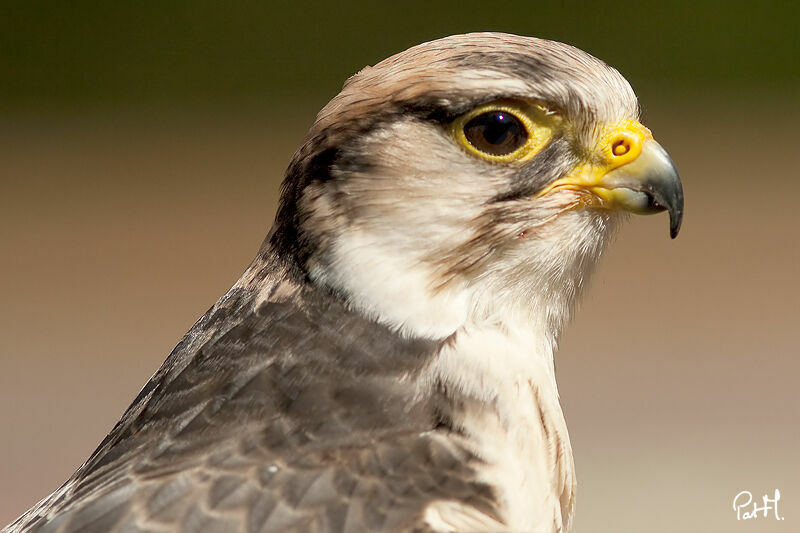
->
<box><xmin>537</xmin><ymin>118</ymin><xmax>653</xmax><ymax>197</ymax></box>
<box><xmin>451</xmin><ymin>100</ymin><xmax>560</xmax><ymax>164</ymax></box>
<box><xmin>600</xmin><ymin>118</ymin><xmax>652</xmax><ymax>171</ymax></box>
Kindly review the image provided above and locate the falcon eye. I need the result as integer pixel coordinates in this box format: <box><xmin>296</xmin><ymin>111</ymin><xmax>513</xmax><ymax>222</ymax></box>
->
<box><xmin>463</xmin><ymin>111</ymin><xmax>528</xmax><ymax>157</ymax></box>
<box><xmin>451</xmin><ymin>101</ymin><xmax>555</xmax><ymax>163</ymax></box>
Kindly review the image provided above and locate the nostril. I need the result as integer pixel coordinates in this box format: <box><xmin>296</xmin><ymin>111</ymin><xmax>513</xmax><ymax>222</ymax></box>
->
<box><xmin>612</xmin><ymin>138</ymin><xmax>631</xmax><ymax>157</ymax></box>
<box><xmin>605</xmin><ymin>122</ymin><xmax>648</xmax><ymax>166</ymax></box>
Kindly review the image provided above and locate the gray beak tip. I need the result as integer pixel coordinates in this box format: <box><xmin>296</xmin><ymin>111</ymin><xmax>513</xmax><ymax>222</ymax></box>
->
<box><xmin>666</xmin><ymin>187</ymin><xmax>684</xmax><ymax>239</ymax></box>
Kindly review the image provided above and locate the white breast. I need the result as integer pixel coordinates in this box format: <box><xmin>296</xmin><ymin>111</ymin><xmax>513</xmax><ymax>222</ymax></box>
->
<box><xmin>431</xmin><ymin>326</ymin><xmax>576</xmax><ymax>532</ymax></box>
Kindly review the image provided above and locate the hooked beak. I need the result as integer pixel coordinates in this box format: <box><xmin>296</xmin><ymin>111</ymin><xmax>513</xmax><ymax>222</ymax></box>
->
<box><xmin>598</xmin><ymin>139</ymin><xmax>684</xmax><ymax>238</ymax></box>
<box><xmin>539</xmin><ymin>120</ymin><xmax>684</xmax><ymax>238</ymax></box>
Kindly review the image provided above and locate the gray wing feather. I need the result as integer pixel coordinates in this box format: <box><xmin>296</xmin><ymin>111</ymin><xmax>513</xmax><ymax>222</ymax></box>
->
<box><xmin>4</xmin><ymin>262</ymin><xmax>497</xmax><ymax>532</ymax></box>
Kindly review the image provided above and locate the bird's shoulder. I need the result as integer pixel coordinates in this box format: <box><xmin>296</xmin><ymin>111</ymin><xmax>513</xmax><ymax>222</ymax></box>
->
<box><xmin>6</xmin><ymin>261</ymin><xmax>498</xmax><ymax>532</ymax></box>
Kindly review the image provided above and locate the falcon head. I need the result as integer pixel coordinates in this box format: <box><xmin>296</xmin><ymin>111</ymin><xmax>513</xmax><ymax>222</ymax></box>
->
<box><xmin>270</xmin><ymin>33</ymin><xmax>683</xmax><ymax>339</ymax></box>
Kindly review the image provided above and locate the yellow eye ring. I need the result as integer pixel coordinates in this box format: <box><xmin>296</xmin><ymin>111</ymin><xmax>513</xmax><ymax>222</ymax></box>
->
<box><xmin>451</xmin><ymin>102</ymin><xmax>551</xmax><ymax>163</ymax></box>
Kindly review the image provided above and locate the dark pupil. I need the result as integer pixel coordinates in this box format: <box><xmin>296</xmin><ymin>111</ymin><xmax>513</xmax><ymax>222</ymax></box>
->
<box><xmin>463</xmin><ymin>111</ymin><xmax>527</xmax><ymax>156</ymax></box>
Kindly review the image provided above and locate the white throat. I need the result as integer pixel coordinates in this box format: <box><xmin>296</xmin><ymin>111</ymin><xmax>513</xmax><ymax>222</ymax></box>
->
<box><xmin>307</xmin><ymin>209</ymin><xmax>616</xmax><ymax>531</ymax></box>
<box><xmin>310</xmin><ymin>208</ymin><xmax>615</xmax><ymax>340</ymax></box>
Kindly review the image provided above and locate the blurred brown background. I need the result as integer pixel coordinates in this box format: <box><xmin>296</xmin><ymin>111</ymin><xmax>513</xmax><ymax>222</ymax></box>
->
<box><xmin>1</xmin><ymin>2</ymin><xmax>798</xmax><ymax>531</ymax></box>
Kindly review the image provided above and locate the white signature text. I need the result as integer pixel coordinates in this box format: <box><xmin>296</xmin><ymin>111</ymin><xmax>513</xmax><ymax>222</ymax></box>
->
<box><xmin>733</xmin><ymin>489</ymin><xmax>784</xmax><ymax>521</ymax></box>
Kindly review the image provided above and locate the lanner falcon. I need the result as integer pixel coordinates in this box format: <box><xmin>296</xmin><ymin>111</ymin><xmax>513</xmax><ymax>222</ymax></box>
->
<box><xmin>4</xmin><ymin>33</ymin><xmax>682</xmax><ymax>533</ymax></box>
